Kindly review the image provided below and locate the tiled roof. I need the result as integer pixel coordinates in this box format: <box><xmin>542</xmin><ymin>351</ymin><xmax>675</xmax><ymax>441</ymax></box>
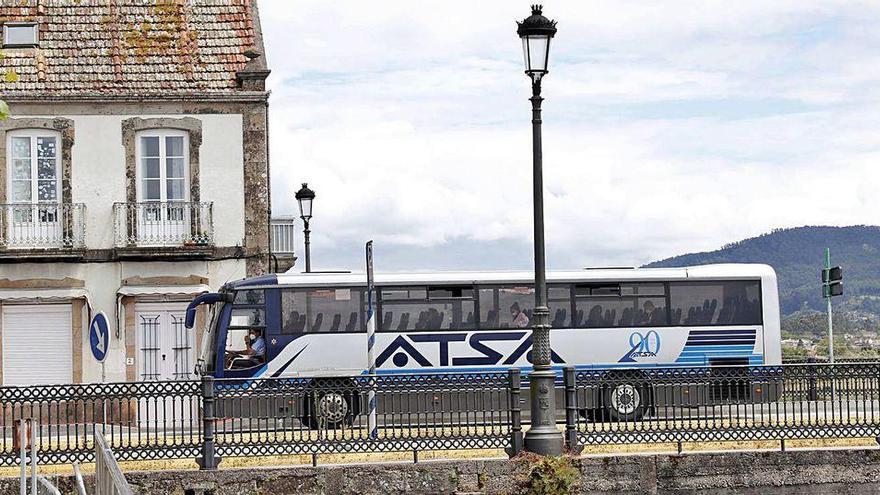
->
<box><xmin>0</xmin><ymin>0</ymin><xmax>266</xmax><ymax>96</ymax></box>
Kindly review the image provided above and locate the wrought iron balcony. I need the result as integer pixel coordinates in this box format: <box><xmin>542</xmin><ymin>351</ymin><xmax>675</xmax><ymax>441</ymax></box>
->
<box><xmin>114</xmin><ymin>201</ymin><xmax>213</xmax><ymax>248</ymax></box>
<box><xmin>0</xmin><ymin>203</ymin><xmax>86</xmax><ymax>249</ymax></box>
<box><xmin>270</xmin><ymin>216</ymin><xmax>296</xmax><ymax>255</ymax></box>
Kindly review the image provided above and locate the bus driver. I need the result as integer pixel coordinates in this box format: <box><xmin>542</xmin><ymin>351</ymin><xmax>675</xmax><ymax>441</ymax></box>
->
<box><xmin>225</xmin><ymin>328</ymin><xmax>266</xmax><ymax>369</ymax></box>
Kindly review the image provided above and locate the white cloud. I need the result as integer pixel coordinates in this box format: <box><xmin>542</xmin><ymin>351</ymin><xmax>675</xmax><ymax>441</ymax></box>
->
<box><xmin>260</xmin><ymin>1</ymin><xmax>880</xmax><ymax>271</ymax></box>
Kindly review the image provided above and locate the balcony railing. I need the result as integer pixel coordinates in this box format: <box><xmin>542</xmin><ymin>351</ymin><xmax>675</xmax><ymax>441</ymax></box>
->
<box><xmin>270</xmin><ymin>216</ymin><xmax>296</xmax><ymax>255</ymax></box>
<box><xmin>0</xmin><ymin>203</ymin><xmax>86</xmax><ymax>249</ymax></box>
<box><xmin>113</xmin><ymin>202</ymin><xmax>213</xmax><ymax>248</ymax></box>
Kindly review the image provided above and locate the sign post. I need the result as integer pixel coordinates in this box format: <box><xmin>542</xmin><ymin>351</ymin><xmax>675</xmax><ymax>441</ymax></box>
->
<box><xmin>89</xmin><ymin>312</ymin><xmax>110</xmax><ymax>382</ymax></box>
<box><xmin>365</xmin><ymin>241</ymin><xmax>378</xmax><ymax>440</ymax></box>
<box><xmin>821</xmin><ymin>249</ymin><xmax>843</xmax><ymax>363</ymax></box>
<box><xmin>826</xmin><ymin>249</ymin><xmax>834</xmax><ymax>364</ymax></box>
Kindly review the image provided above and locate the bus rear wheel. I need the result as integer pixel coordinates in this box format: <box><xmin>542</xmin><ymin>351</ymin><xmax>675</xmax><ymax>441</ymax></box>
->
<box><xmin>302</xmin><ymin>384</ymin><xmax>358</xmax><ymax>430</ymax></box>
<box><xmin>602</xmin><ymin>380</ymin><xmax>649</xmax><ymax>422</ymax></box>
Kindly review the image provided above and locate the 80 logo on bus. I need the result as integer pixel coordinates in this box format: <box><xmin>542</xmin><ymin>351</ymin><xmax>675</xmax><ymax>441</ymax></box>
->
<box><xmin>618</xmin><ymin>330</ymin><xmax>661</xmax><ymax>363</ymax></box>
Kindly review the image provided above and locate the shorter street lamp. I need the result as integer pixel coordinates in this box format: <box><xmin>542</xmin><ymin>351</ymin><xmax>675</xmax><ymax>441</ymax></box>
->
<box><xmin>295</xmin><ymin>183</ymin><xmax>316</xmax><ymax>273</ymax></box>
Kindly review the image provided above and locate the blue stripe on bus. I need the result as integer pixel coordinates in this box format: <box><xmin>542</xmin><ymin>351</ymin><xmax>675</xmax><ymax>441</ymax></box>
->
<box><xmin>686</xmin><ymin>335</ymin><xmax>756</xmax><ymax>341</ymax></box>
<box><xmin>689</xmin><ymin>328</ymin><xmax>757</xmax><ymax>335</ymax></box>
<box><xmin>369</xmin><ymin>357</ymin><xmax>766</xmax><ymax>375</ymax></box>
<box><xmin>235</xmin><ymin>354</ymin><xmax>766</xmax><ymax>381</ymax></box>
<box><xmin>687</xmin><ymin>339</ymin><xmax>755</xmax><ymax>346</ymax></box>
<box><xmin>676</xmin><ymin>325</ymin><xmax>758</xmax><ymax>364</ymax></box>
<box><xmin>680</xmin><ymin>346</ymin><xmax>755</xmax><ymax>351</ymax></box>
<box><xmin>674</xmin><ymin>355</ymin><xmax>763</xmax><ymax>364</ymax></box>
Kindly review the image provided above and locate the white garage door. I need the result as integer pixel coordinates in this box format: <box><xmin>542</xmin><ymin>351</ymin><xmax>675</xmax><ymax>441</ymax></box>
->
<box><xmin>2</xmin><ymin>304</ymin><xmax>72</xmax><ymax>386</ymax></box>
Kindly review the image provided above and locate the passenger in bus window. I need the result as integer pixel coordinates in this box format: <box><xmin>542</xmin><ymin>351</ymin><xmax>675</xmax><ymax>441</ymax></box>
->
<box><xmin>639</xmin><ymin>301</ymin><xmax>656</xmax><ymax>326</ymax></box>
<box><xmin>510</xmin><ymin>302</ymin><xmax>530</xmax><ymax>328</ymax></box>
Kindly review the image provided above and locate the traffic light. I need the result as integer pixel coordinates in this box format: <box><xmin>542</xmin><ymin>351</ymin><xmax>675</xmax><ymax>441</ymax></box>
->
<box><xmin>822</xmin><ymin>266</ymin><xmax>843</xmax><ymax>298</ymax></box>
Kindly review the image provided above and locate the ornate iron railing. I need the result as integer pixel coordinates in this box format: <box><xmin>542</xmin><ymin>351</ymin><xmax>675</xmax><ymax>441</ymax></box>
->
<box><xmin>0</xmin><ymin>380</ymin><xmax>202</xmax><ymax>466</ymax></box>
<box><xmin>210</xmin><ymin>373</ymin><xmax>513</xmax><ymax>459</ymax></box>
<box><xmin>4</xmin><ymin>364</ymin><xmax>880</xmax><ymax>468</ymax></box>
<box><xmin>565</xmin><ymin>363</ymin><xmax>880</xmax><ymax>448</ymax></box>
<box><xmin>0</xmin><ymin>373</ymin><xmax>514</xmax><ymax>467</ymax></box>
<box><xmin>113</xmin><ymin>202</ymin><xmax>213</xmax><ymax>248</ymax></box>
<box><xmin>0</xmin><ymin>203</ymin><xmax>86</xmax><ymax>249</ymax></box>
<box><xmin>270</xmin><ymin>216</ymin><xmax>296</xmax><ymax>255</ymax></box>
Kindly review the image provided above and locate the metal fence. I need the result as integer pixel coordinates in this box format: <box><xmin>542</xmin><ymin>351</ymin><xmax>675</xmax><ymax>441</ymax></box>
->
<box><xmin>0</xmin><ymin>381</ymin><xmax>202</xmax><ymax>466</ymax></box>
<box><xmin>113</xmin><ymin>201</ymin><xmax>213</xmax><ymax>247</ymax></box>
<box><xmin>208</xmin><ymin>373</ymin><xmax>513</xmax><ymax>461</ymax></box>
<box><xmin>0</xmin><ymin>203</ymin><xmax>86</xmax><ymax>249</ymax></box>
<box><xmin>782</xmin><ymin>356</ymin><xmax>880</xmax><ymax>364</ymax></box>
<box><xmin>95</xmin><ymin>428</ymin><xmax>133</xmax><ymax>495</ymax></box>
<box><xmin>566</xmin><ymin>363</ymin><xmax>880</xmax><ymax>447</ymax></box>
<box><xmin>0</xmin><ymin>372</ymin><xmax>514</xmax><ymax>467</ymax></box>
<box><xmin>2</xmin><ymin>363</ymin><xmax>880</xmax><ymax>468</ymax></box>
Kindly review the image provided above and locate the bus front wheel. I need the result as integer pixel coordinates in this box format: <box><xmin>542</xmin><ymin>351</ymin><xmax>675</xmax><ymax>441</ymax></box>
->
<box><xmin>302</xmin><ymin>383</ymin><xmax>358</xmax><ymax>430</ymax></box>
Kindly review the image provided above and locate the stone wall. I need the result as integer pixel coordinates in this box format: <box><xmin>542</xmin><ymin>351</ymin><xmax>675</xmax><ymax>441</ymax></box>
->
<box><xmin>4</xmin><ymin>448</ymin><xmax>880</xmax><ymax>495</ymax></box>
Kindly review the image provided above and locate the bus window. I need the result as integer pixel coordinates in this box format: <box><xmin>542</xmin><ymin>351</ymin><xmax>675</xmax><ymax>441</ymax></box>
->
<box><xmin>574</xmin><ymin>283</ymin><xmax>667</xmax><ymax>328</ymax></box>
<box><xmin>281</xmin><ymin>288</ymin><xmax>365</xmax><ymax>334</ymax></box>
<box><xmin>575</xmin><ymin>286</ymin><xmax>628</xmax><ymax>328</ymax></box>
<box><xmin>479</xmin><ymin>285</ymin><xmax>569</xmax><ymax>330</ymax></box>
<box><xmin>670</xmin><ymin>281</ymin><xmax>761</xmax><ymax>326</ymax></box>
<box><xmin>230</xmin><ymin>307</ymin><xmax>265</xmax><ymax>327</ymax></box>
<box><xmin>378</xmin><ymin>286</ymin><xmax>475</xmax><ymax>331</ymax></box>
<box><xmin>234</xmin><ymin>289</ymin><xmax>264</xmax><ymax>305</ymax></box>
<box><xmin>548</xmin><ymin>285</ymin><xmax>572</xmax><ymax>328</ymax></box>
<box><xmin>428</xmin><ymin>286</ymin><xmax>476</xmax><ymax>331</ymax></box>
<box><xmin>477</xmin><ymin>288</ymin><xmax>500</xmax><ymax>328</ymax></box>
<box><xmin>499</xmin><ymin>286</ymin><xmax>534</xmax><ymax>328</ymax></box>
<box><xmin>628</xmin><ymin>284</ymin><xmax>667</xmax><ymax>326</ymax></box>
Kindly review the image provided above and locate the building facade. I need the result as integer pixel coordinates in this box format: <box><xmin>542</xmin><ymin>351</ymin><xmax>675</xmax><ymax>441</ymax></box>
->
<box><xmin>0</xmin><ymin>1</ymin><xmax>270</xmax><ymax>385</ymax></box>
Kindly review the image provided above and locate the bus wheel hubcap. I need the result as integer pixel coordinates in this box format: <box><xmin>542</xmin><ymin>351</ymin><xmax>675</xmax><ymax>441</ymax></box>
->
<box><xmin>611</xmin><ymin>384</ymin><xmax>640</xmax><ymax>415</ymax></box>
<box><xmin>318</xmin><ymin>392</ymin><xmax>348</xmax><ymax>423</ymax></box>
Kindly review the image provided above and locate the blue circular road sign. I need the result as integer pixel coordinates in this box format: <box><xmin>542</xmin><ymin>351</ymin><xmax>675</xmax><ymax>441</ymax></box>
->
<box><xmin>89</xmin><ymin>312</ymin><xmax>110</xmax><ymax>363</ymax></box>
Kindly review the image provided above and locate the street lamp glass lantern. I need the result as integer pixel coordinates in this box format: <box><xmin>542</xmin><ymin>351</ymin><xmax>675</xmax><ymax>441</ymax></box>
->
<box><xmin>295</xmin><ymin>183</ymin><xmax>315</xmax><ymax>221</ymax></box>
<box><xmin>517</xmin><ymin>5</ymin><xmax>557</xmax><ymax>82</ymax></box>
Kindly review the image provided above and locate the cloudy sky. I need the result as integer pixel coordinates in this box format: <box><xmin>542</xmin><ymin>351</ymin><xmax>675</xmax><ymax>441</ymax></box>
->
<box><xmin>260</xmin><ymin>1</ymin><xmax>880</xmax><ymax>273</ymax></box>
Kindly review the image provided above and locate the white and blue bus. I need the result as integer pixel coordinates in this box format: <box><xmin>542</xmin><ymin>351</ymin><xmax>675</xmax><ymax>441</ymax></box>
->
<box><xmin>188</xmin><ymin>264</ymin><xmax>781</xmax><ymax>378</ymax></box>
<box><xmin>186</xmin><ymin>264</ymin><xmax>780</xmax><ymax>422</ymax></box>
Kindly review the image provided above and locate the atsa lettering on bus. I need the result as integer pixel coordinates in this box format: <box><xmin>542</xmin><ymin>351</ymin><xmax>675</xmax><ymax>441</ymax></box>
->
<box><xmin>376</xmin><ymin>331</ymin><xmax>565</xmax><ymax>368</ymax></box>
<box><xmin>618</xmin><ymin>330</ymin><xmax>661</xmax><ymax>363</ymax></box>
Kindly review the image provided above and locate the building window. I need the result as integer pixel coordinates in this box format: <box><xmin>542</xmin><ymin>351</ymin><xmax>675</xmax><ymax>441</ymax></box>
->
<box><xmin>3</xmin><ymin>23</ymin><xmax>38</xmax><ymax>48</ymax></box>
<box><xmin>136</xmin><ymin>130</ymin><xmax>189</xmax><ymax>203</ymax></box>
<box><xmin>7</xmin><ymin>129</ymin><xmax>61</xmax><ymax>206</ymax></box>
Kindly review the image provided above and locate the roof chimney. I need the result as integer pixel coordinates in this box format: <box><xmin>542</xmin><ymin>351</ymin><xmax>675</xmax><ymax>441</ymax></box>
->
<box><xmin>236</xmin><ymin>48</ymin><xmax>271</xmax><ymax>91</ymax></box>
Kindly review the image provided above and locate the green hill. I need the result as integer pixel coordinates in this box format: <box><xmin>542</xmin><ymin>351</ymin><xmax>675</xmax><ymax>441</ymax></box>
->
<box><xmin>645</xmin><ymin>226</ymin><xmax>880</xmax><ymax>316</ymax></box>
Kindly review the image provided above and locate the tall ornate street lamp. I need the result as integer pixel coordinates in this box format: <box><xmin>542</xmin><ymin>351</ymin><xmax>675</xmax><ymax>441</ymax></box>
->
<box><xmin>517</xmin><ymin>5</ymin><xmax>563</xmax><ymax>456</ymax></box>
<box><xmin>295</xmin><ymin>183</ymin><xmax>315</xmax><ymax>273</ymax></box>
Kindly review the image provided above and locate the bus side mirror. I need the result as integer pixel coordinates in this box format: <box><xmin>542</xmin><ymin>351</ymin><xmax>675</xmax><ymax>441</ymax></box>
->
<box><xmin>185</xmin><ymin>292</ymin><xmax>231</xmax><ymax>328</ymax></box>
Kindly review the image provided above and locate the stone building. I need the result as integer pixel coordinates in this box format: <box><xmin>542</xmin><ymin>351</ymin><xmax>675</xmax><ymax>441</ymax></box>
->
<box><xmin>0</xmin><ymin>0</ymin><xmax>271</xmax><ymax>385</ymax></box>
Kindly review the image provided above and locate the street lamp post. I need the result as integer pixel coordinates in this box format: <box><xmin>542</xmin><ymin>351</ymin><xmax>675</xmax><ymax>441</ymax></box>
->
<box><xmin>517</xmin><ymin>4</ymin><xmax>564</xmax><ymax>456</ymax></box>
<box><xmin>295</xmin><ymin>183</ymin><xmax>316</xmax><ymax>273</ymax></box>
